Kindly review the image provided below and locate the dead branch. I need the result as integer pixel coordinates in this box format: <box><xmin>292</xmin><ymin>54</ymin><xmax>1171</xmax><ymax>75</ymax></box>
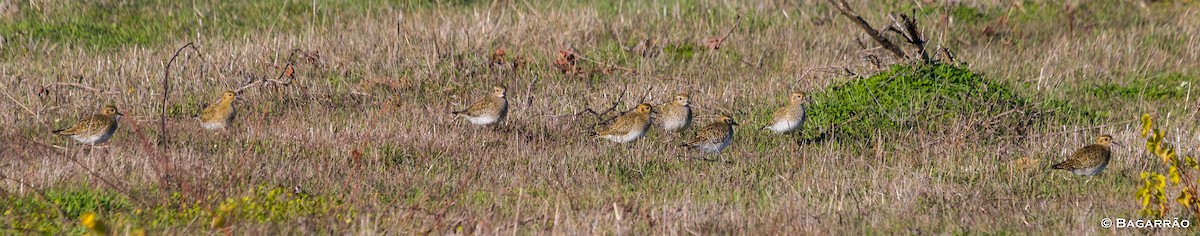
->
<box><xmin>887</xmin><ymin>12</ymin><xmax>930</xmax><ymax>63</ymax></box>
<box><xmin>233</xmin><ymin>60</ymin><xmax>297</xmax><ymax>94</ymax></box>
<box><xmin>826</xmin><ymin>0</ymin><xmax>908</xmax><ymax>60</ymax></box>
<box><xmin>234</xmin><ymin>72</ymin><xmax>259</xmax><ymax>93</ymax></box>
<box><xmin>160</xmin><ymin>42</ymin><xmax>200</xmax><ymax>145</ymax></box>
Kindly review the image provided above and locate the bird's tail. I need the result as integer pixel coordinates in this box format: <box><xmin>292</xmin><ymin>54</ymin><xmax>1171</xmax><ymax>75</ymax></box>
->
<box><xmin>451</xmin><ymin>110</ymin><xmax>462</xmax><ymax>115</ymax></box>
<box><xmin>52</xmin><ymin>129</ymin><xmax>67</xmax><ymax>135</ymax></box>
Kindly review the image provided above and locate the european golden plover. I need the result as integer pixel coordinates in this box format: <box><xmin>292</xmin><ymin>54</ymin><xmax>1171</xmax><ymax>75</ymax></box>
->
<box><xmin>596</xmin><ymin>103</ymin><xmax>654</xmax><ymax>143</ymax></box>
<box><xmin>658</xmin><ymin>93</ymin><xmax>692</xmax><ymax>132</ymax></box>
<box><xmin>1052</xmin><ymin>135</ymin><xmax>1114</xmax><ymax>176</ymax></box>
<box><xmin>764</xmin><ymin>92</ymin><xmax>807</xmax><ymax>134</ymax></box>
<box><xmin>681</xmin><ymin>115</ymin><xmax>738</xmax><ymax>153</ymax></box>
<box><xmin>199</xmin><ymin>90</ymin><xmax>237</xmax><ymax>130</ymax></box>
<box><xmin>53</xmin><ymin>104</ymin><xmax>122</xmax><ymax>145</ymax></box>
<box><xmin>452</xmin><ymin>85</ymin><xmax>509</xmax><ymax>126</ymax></box>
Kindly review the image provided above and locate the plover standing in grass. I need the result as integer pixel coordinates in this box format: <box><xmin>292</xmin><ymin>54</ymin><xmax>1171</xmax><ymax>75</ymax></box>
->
<box><xmin>681</xmin><ymin>115</ymin><xmax>738</xmax><ymax>153</ymax></box>
<box><xmin>452</xmin><ymin>85</ymin><xmax>509</xmax><ymax>126</ymax></box>
<box><xmin>1052</xmin><ymin>134</ymin><xmax>1114</xmax><ymax>176</ymax></box>
<box><xmin>596</xmin><ymin>103</ymin><xmax>654</xmax><ymax>143</ymax></box>
<box><xmin>764</xmin><ymin>92</ymin><xmax>807</xmax><ymax>134</ymax></box>
<box><xmin>658</xmin><ymin>93</ymin><xmax>692</xmax><ymax>133</ymax></box>
<box><xmin>53</xmin><ymin>104</ymin><xmax>123</xmax><ymax>145</ymax></box>
<box><xmin>199</xmin><ymin>90</ymin><xmax>238</xmax><ymax>130</ymax></box>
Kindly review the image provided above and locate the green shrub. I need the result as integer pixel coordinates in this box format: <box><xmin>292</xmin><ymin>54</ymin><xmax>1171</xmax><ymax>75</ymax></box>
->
<box><xmin>802</xmin><ymin>63</ymin><xmax>1092</xmax><ymax>141</ymax></box>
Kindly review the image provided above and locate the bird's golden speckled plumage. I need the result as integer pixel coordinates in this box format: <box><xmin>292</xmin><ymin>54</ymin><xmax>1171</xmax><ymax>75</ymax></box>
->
<box><xmin>53</xmin><ymin>105</ymin><xmax>122</xmax><ymax>145</ymax></box>
<box><xmin>452</xmin><ymin>85</ymin><xmax>509</xmax><ymax>126</ymax></box>
<box><xmin>1052</xmin><ymin>135</ymin><xmax>1114</xmax><ymax>176</ymax></box>
<box><xmin>659</xmin><ymin>93</ymin><xmax>692</xmax><ymax>132</ymax></box>
<box><xmin>682</xmin><ymin>115</ymin><xmax>738</xmax><ymax>153</ymax></box>
<box><xmin>199</xmin><ymin>90</ymin><xmax>238</xmax><ymax>130</ymax></box>
<box><xmin>597</xmin><ymin>103</ymin><xmax>654</xmax><ymax>143</ymax></box>
<box><xmin>764</xmin><ymin>92</ymin><xmax>807</xmax><ymax>134</ymax></box>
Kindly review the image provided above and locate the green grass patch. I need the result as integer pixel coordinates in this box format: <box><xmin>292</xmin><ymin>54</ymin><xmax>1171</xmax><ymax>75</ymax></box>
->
<box><xmin>802</xmin><ymin>63</ymin><xmax>1098</xmax><ymax>141</ymax></box>
<box><xmin>1</xmin><ymin>186</ymin><xmax>343</xmax><ymax>234</ymax></box>
<box><xmin>2</xmin><ymin>188</ymin><xmax>131</xmax><ymax>234</ymax></box>
<box><xmin>1085</xmin><ymin>73</ymin><xmax>1194</xmax><ymax>100</ymax></box>
<box><xmin>0</xmin><ymin>1</ymin><xmax>384</xmax><ymax>53</ymax></box>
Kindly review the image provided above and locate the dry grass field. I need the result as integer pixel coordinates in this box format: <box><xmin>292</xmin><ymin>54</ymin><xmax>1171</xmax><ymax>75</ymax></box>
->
<box><xmin>1</xmin><ymin>0</ymin><xmax>1199</xmax><ymax>234</ymax></box>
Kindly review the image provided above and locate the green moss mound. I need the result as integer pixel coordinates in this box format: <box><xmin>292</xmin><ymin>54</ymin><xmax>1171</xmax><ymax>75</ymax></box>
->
<box><xmin>802</xmin><ymin>63</ymin><xmax>1084</xmax><ymax>141</ymax></box>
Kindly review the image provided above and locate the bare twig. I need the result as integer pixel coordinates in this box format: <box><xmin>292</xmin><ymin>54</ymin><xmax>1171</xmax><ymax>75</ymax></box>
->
<box><xmin>826</xmin><ymin>0</ymin><xmax>908</xmax><ymax>60</ymax></box>
<box><xmin>589</xmin><ymin>83</ymin><xmax>631</xmax><ymax>126</ymax></box>
<box><xmin>234</xmin><ymin>72</ymin><xmax>260</xmax><ymax>92</ymax></box>
<box><xmin>160</xmin><ymin>42</ymin><xmax>200</xmax><ymax>145</ymax></box>
<box><xmin>706</xmin><ymin>14</ymin><xmax>743</xmax><ymax>51</ymax></box>
<box><xmin>719</xmin><ymin>14</ymin><xmax>742</xmax><ymax>42</ymax></box>
<box><xmin>887</xmin><ymin>12</ymin><xmax>930</xmax><ymax>63</ymax></box>
<box><xmin>233</xmin><ymin>52</ymin><xmax>298</xmax><ymax>94</ymax></box>
<box><xmin>1</xmin><ymin>87</ymin><xmax>37</xmax><ymax>119</ymax></box>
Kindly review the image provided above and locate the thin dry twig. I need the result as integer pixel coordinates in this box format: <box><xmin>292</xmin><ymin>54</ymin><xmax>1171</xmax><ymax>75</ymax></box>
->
<box><xmin>233</xmin><ymin>50</ymin><xmax>299</xmax><ymax>94</ymax></box>
<box><xmin>160</xmin><ymin>42</ymin><xmax>200</xmax><ymax>145</ymax></box>
<box><xmin>1</xmin><ymin>87</ymin><xmax>37</xmax><ymax>119</ymax></box>
<box><xmin>581</xmin><ymin>83</ymin><xmax>631</xmax><ymax>128</ymax></box>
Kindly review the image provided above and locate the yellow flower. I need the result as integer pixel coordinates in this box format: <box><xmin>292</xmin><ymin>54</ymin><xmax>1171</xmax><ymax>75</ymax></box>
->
<box><xmin>80</xmin><ymin>212</ymin><xmax>109</xmax><ymax>236</ymax></box>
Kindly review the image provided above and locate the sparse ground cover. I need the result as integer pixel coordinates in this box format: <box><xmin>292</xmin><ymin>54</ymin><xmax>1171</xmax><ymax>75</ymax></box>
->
<box><xmin>1</xmin><ymin>0</ymin><xmax>1199</xmax><ymax>234</ymax></box>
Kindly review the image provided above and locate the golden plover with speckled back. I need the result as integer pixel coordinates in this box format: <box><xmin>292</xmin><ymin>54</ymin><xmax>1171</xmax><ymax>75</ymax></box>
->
<box><xmin>1052</xmin><ymin>135</ymin><xmax>1114</xmax><ymax>176</ymax></box>
<box><xmin>764</xmin><ymin>92</ymin><xmax>807</xmax><ymax>134</ymax></box>
<box><xmin>596</xmin><ymin>103</ymin><xmax>654</xmax><ymax>143</ymax></box>
<box><xmin>681</xmin><ymin>115</ymin><xmax>738</xmax><ymax>153</ymax></box>
<box><xmin>199</xmin><ymin>90</ymin><xmax>238</xmax><ymax>130</ymax></box>
<box><xmin>452</xmin><ymin>85</ymin><xmax>509</xmax><ymax>126</ymax></box>
<box><xmin>53</xmin><ymin>105</ymin><xmax>123</xmax><ymax>145</ymax></box>
<box><xmin>658</xmin><ymin>93</ymin><xmax>692</xmax><ymax>133</ymax></box>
